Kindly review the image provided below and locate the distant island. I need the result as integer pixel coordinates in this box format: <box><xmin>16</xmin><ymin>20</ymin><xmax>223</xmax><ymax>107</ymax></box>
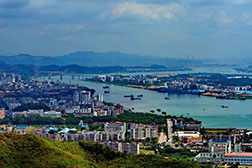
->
<box><xmin>234</xmin><ymin>66</ymin><xmax>252</xmax><ymax>73</ymax></box>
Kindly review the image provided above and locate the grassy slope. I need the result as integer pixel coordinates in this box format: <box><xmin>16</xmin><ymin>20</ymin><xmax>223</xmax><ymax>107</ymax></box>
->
<box><xmin>0</xmin><ymin>133</ymin><xmax>208</xmax><ymax>168</ymax></box>
<box><xmin>0</xmin><ymin>133</ymin><xmax>98</xmax><ymax>168</ymax></box>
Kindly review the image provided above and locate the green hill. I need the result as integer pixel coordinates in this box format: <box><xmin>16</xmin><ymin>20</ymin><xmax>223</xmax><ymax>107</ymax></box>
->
<box><xmin>0</xmin><ymin>133</ymin><xmax>207</xmax><ymax>168</ymax></box>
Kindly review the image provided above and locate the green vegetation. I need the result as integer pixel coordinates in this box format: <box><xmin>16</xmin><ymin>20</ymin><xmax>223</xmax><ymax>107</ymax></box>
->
<box><xmin>0</xmin><ymin>111</ymin><xmax>200</xmax><ymax>126</ymax></box>
<box><xmin>142</xmin><ymin>139</ymin><xmax>205</xmax><ymax>164</ymax></box>
<box><xmin>0</xmin><ymin>63</ymin><xmax>128</xmax><ymax>75</ymax></box>
<box><xmin>245</xmin><ymin>146</ymin><xmax>252</xmax><ymax>152</ymax></box>
<box><xmin>0</xmin><ymin>133</ymin><xmax>98</xmax><ymax>168</ymax></box>
<box><xmin>158</xmin><ymin>125</ymin><xmax>167</xmax><ymax>134</ymax></box>
<box><xmin>140</xmin><ymin>149</ymin><xmax>155</xmax><ymax>155</ymax></box>
<box><xmin>228</xmin><ymin>95</ymin><xmax>252</xmax><ymax>99</ymax></box>
<box><xmin>173</xmin><ymin>136</ymin><xmax>179</xmax><ymax>142</ymax></box>
<box><xmin>159</xmin><ymin>145</ymin><xmax>197</xmax><ymax>160</ymax></box>
<box><xmin>0</xmin><ymin>101</ymin><xmax>8</xmax><ymax>110</ymax></box>
<box><xmin>13</xmin><ymin>103</ymin><xmax>50</xmax><ymax>112</ymax></box>
<box><xmin>89</xmin><ymin>123</ymin><xmax>104</xmax><ymax>131</ymax></box>
<box><xmin>116</xmin><ymin>111</ymin><xmax>169</xmax><ymax>124</ymax></box>
<box><xmin>0</xmin><ymin>133</ymin><xmax>207</xmax><ymax>168</ymax></box>
<box><xmin>0</xmin><ymin>116</ymin><xmax>65</xmax><ymax>125</ymax></box>
<box><xmin>103</xmin><ymin>102</ymin><xmax>114</xmax><ymax>106</ymax></box>
<box><xmin>197</xmin><ymin>73</ymin><xmax>252</xmax><ymax>86</ymax></box>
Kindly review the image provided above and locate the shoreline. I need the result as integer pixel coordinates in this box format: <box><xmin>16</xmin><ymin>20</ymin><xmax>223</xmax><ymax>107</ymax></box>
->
<box><xmin>36</xmin><ymin>76</ymin><xmax>252</xmax><ymax>129</ymax></box>
<box><xmin>84</xmin><ymin>79</ymin><xmax>252</xmax><ymax>101</ymax></box>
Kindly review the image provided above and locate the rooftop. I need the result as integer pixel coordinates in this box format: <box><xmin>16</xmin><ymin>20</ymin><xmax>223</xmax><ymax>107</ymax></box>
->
<box><xmin>225</xmin><ymin>153</ymin><xmax>252</xmax><ymax>157</ymax></box>
<box><xmin>16</xmin><ymin>127</ymin><xmax>27</xmax><ymax>130</ymax></box>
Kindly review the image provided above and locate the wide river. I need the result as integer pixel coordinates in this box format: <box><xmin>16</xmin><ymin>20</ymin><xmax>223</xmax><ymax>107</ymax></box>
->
<box><xmin>39</xmin><ymin>67</ymin><xmax>252</xmax><ymax>129</ymax></box>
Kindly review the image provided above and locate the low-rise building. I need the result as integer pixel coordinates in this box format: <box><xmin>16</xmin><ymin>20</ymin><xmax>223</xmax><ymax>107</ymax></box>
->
<box><xmin>194</xmin><ymin>139</ymin><xmax>233</xmax><ymax>164</ymax></box>
<box><xmin>224</xmin><ymin>153</ymin><xmax>252</xmax><ymax>165</ymax></box>
<box><xmin>12</xmin><ymin>109</ymin><xmax>61</xmax><ymax>118</ymax></box>
<box><xmin>100</xmin><ymin>131</ymin><xmax>125</xmax><ymax>141</ymax></box>
<box><xmin>104</xmin><ymin>122</ymin><xmax>126</xmax><ymax>132</ymax></box>
<box><xmin>176</xmin><ymin>131</ymin><xmax>200</xmax><ymax>139</ymax></box>
<box><xmin>82</xmin><ymin>130</ymin><xmax>99</xmax><ymax>142</ymax></box>
<box><xmin>74</xmin><ymin>108</ymin><xmax>95</xmax><ymax>117</ymax></box>
<box><xmin>130</xmin><ymin>123</ymin><xmax>158</xmax><ymax>140</ymax></box>
<box><xmin>102</xmin><ymin>141</ymin><xmax>122</xmax><ymax>152</ymax></box>
<box><xmin>114</xmin><ymin>104</ymin><xmax>124</xmax><ymax>116</ymax></box>
<box><xmin>122</xmin><ymin>143</ymin><xmax>140</xmax><ymax>154</ymax></box>
<box><xmin>43</xmin><ymin>111</ymin><xmax>61</xmax><ymax>118</ymax></box>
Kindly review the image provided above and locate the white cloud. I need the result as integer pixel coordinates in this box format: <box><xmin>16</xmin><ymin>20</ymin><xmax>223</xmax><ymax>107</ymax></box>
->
<box><xmin>109</xmin><ymin>2</ymin><xmax>184</xmax><ymax>22</ymax></box>
<box><xmin>232</xmin><ymin>0</ymin><xmax>252</xmax><ymax>5</ymax></box>
<box><xmin>197</xmin><ymin>13</ymin><xmax>211</xmax><ymax>21</ymax></box>
<box><xmin>218</xmin><ymin>10</ymin><xmax>234</xmax><ymax>24</ymax></box>
<box><xmin>64</xmin><ymin>24</ymin><xmax>86</xmax><ymax>31</ymax></box>
<box><xmin>62</xmin><ymin>35</ymin><xmax>75</xmax><ymax>41</ymax></box>
<box><xmin>28</xmin><ymin>0</ymin><xmax>58</xmax><ymax>9</ymax></box>
<box><xmin>242</xmin><ymin>12</ymin><xmax>252</xmax><ymax>25</ymax></box>
<box><xmin>39</xmin><ymin>31</ymin><xmax>48</xmax><ymax>36</ymax></box>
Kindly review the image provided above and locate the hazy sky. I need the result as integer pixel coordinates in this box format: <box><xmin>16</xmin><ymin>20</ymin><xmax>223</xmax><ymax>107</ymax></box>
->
<box><xmin>0</xmin><ymin>0</ymin><xmax>252</xmax><ymax>59</ymax></box>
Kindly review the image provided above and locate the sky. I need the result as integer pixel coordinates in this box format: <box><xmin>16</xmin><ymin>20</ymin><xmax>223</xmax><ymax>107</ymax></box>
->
<box><xmin>0</xmin><ymin>0</ymin><xmax>252</xmax><ymax>59</ymax></box>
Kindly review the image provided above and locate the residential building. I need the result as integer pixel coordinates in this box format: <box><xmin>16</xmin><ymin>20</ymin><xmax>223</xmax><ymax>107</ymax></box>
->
<box><xmin>73</xmin><ymin>90</ymin><xmax>91</xmax><ymax>104</ymax></box>
<box><xmin>82</xmin><ymin>130</ymin><xmax>99</xmax><ymax>142</ymax></box>
<box><xmin>114</xmin><ymin>104</ymin><xmax>124</xmax><ymax>116</ymax></box>
<box><xmin>194</xmin><ymin>139</ymin><xmax>233</xmax><ymax>164</ymax></box>
<box><xmin>80</xmin><ymin>91</ymin><xmax>91</xmax><ymax>104</ymax></box>
<box><xmin>130</xmin><ymin>123</ymin><xmax>158</xmax><ymax>140</ymax></box>
<box><xmin>122</xmin><ymin>143</ymin><xmax>140</xmax><ymax>154</ymax></box>
<box><xmin>102</xmin><ymin>141</ymin><xmax>122</xmax><ymax>152</ymax></box>
<box><xmin>100</xmin><ymin>131</ymin><xmax>125</xmax><ymax>141</ymax></box>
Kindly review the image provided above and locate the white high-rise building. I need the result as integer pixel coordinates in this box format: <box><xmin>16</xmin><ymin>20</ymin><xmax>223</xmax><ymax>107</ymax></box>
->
<box><xmin>80</xmin><ymin>91</ymin><xmax>91</xmax><ymax>104</ymax></box>
<box><xmin>96</xmin><ymin>93</ymin><xmax>103</xmax><ymax>102</ymax></box>
<box><xmin>73</xmin><ymin>90</ymin><xmax>80</xmax><ymax>104</ymax></box>
<box><xmin>166</xmin><ymin>119</ymin><xmax>173</xmax><ymax>142</ymax></box>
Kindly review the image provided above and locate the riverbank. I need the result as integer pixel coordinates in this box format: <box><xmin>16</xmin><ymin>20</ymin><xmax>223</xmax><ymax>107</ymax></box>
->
<box><xmin>38</xmin><ymin>75</ymin><xmax>252</xmax><ymax>128</ymax></box>
<box><xmin>85</xmin><ymin>78</ymin><xmax>252</xmax><ymax>101</ymax></box>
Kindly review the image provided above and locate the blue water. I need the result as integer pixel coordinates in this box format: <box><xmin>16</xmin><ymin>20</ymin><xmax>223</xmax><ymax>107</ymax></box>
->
<box><xmin>39</xmin><ymin>67</ymin><xmax>252</xmax><ymax>129</ymax></box>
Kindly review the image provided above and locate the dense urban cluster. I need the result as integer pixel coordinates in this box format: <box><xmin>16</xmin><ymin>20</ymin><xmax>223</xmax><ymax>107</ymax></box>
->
<box><xmin>0</xmin><ymin>73</ymin><xmax>125</xmax><ymax>119</ymax></box>
<box><xmin>1</xmin><ymin>72</ymin><xmax>252</xmax><ymax>166</ymax></box>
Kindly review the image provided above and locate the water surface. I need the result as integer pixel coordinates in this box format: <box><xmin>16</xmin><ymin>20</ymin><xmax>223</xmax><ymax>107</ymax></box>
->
<box><xmin>40</xmin><ymin>73</ymin><xmax>252</xmax><ymax>129</ymax></box>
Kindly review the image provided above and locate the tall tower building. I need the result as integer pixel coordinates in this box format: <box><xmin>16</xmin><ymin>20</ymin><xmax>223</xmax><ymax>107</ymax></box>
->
<box><xmin>80</xmin><ymin>91</ymin><xmax>91</xmax><ymax>104</ymax></box>
<box><xmin>166</xmin><ymin>119</ymin><xmax>173</xmax><ymax>143</ymax></box>
<box><xmin>73</xmin><ymin>90</ymin><xmax>80</xmax><ymax>104</ymax></box>
<box><xmin>96</xmin><ymin>93</ymin><xmax>103</xmax><ymax>102</ymax></box>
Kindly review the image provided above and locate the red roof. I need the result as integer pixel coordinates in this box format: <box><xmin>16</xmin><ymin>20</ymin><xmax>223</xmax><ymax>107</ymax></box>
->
<box><xmin>225</xmin><ymin>153</ymin><xmax>252</xmax><ymax>157</ymax></box>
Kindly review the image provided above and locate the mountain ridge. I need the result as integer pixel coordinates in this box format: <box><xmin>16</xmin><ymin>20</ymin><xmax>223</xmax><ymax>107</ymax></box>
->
<box><xmin>0</xmin><ymin>51</ymin><xmax>200</xmax><ymax>67</ymax></box>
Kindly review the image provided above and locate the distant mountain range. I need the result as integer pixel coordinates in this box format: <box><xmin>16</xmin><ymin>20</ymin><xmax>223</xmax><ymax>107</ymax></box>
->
<box><xmin>0</xmin><ymin>63</ymin><xmax>192</xmax><ymax>77</ymax></box>
<box><xmin>0</xmin><ymin>51</ymin><xmax>201</xmax><ymax>67</ymax></box>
